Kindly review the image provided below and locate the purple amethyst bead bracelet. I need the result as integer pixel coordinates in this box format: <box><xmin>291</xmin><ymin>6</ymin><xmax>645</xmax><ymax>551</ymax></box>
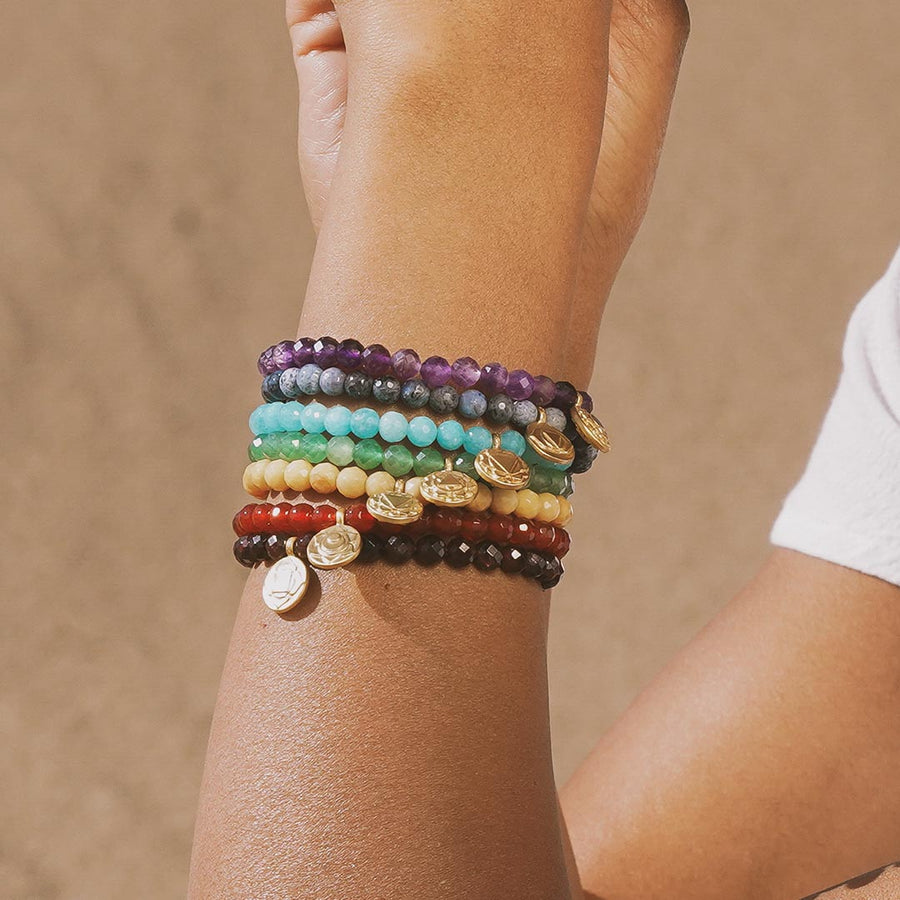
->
<box><xmin>258</xmin><ymin>337</ymin><xmax>593</xmax><ymax>412</ymax></box>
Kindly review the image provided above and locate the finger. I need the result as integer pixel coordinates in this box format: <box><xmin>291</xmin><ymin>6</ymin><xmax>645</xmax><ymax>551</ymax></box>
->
<box><xmin>286</xmin><ymin>1</ymin><xmax>347</xmax><ymax>231</ymax></box>
<box><xmin>565</xmin><ymin>0</ymin><xmax>690</xmax><ymax>382</ymax></box>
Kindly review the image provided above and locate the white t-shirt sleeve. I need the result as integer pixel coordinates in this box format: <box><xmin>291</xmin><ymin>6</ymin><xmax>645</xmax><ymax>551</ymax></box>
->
<box><xmin>770</xmin><ymin>245</ymin><xmax>900</xmax><ymax>587</ymax></box>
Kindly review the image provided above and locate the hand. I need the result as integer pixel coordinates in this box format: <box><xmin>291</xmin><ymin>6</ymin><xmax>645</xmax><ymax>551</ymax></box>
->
<box><xmin>286</xmin><ymin>0</ymin><xmax>689</xmax><ymax>382</ymax></box>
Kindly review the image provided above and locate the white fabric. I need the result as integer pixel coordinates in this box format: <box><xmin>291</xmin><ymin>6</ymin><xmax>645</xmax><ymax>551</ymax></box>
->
<box><xmin>770</xmin><ymin>245</ymin><xmax>900</xmax><ymax>587</ymax></box>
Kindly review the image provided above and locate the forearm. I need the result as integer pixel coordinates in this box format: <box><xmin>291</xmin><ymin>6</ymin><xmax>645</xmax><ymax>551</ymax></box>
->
<box><xmin>189</xmin><ymin>6</ymin><xmax>607</xmax><ymax>898</ymax></box>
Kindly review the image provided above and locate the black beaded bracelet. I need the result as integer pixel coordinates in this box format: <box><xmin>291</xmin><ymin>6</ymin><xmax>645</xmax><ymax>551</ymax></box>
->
<box><xmin>234</xmin><ymin>531</ymin><xmax>564</xmax><ymax>590</ymax></box>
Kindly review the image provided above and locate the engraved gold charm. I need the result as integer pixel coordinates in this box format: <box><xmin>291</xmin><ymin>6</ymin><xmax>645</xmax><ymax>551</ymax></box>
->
<box><xmin>420</xmin><ymin>459</ymin><xmax>479</xmax><ymax>507</ymax></box>
<box><xmin>474</xmin><ymin>434</ymin><xmax>531</xmax><ymax>489</ymax></box>
<box><xmin>262</xmin><ymin>555</ymin><xmax>310</xmax><ymax>613</ymax></box>
<box><xmin>366</xmin><ymin>479</ymin><xmax>424</xmax><ymax>523</ymax></box>
<box><xmin>307</xmin><ymin>508</ymin><xmax>362</xmax><ymax>569</ymax></box>
<box><xmin>571</xmin><ymin>393</ymin><xmax>611</xmax><ymax>452</ymax></box>
<box><xmin>525</xmin><ymin>410</ymin><xmax>575</xmax><ymax>464</ymax></box>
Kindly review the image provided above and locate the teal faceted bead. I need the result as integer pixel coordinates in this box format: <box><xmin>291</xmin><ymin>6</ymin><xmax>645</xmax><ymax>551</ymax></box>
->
<box><xmin>301</xmin><ymin>402</ymin><xmax>328</xmax><ymax>434</ymax></box>
<box><xmin>248</xmin><ymin>404</ymin><xmax>269</xmax><ymax>436</ymax></box>
<box><xmin>500</xmin><ymin>430</ymin><xmax>527</xmax><ymax>457</ymax></box>
<box><xmin>379</xmin><ymin>410</ymin><xmax>408</xmax><ymax>444</ymax></box>
<box><xmin>248</xmin><ymin>436</ymin><xmax>265</xmax><ymax>461</ymax></box>
<box><xmin>408</xmin><ymin>416</ymin><xmax>438</xmax><ymax>448</ymax></box>
<box><xmin>353</xmin><ymin>438</ymin><xmax>384</xmax><ymax>471</ymax></box>
<box><xmin>452</xmin><ymin>452</ymin><xmax>477</xmax><ymax>479</ymax></box>
<box><xmin>436</xmin><ymin>419</ymin><xmax>465</xmax><ymax>451</ymax></box>
<box><xmin>324</xmin><ymin>405</ymin><xmax>352</xmax><ymax>437</ymax></box>
<box><xmin>463</xmin><ymin>426</ymin><xmax>493</xmax><ymax>456</ymax></box>
<box><xmin>326</xmin><ymin>435</ymin><xmax>355</xmax><ymax>467</ymax></box>
<box><xmin>304</xmin><ymin>433</ymin><xmax>329</xmax><ymax>464</ymax></box>
<box><xmin>350</xmin><ymin>407</ymin><xmax>381</xmax><ymax>439</ymax></box>
<box><xmin>277</xmin><ymin>401</ymin><xmax>305</xmax><ymax>432</ymax></box>
<box><xmin>383</xmin><ymin>444</ymin><xmax>414</xmax><ymax>477</ymax></box>
<box><xmin>413</xmin><ymin>447</ymin><xmax>444</xmax><ymax>476</ymax></box>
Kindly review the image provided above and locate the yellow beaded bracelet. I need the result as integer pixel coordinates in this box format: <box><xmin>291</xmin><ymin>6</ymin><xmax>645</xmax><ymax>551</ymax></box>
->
<box><xmin>241</xmin><ymin>459</ymin><xmax>573</xmax><ymax>527</ymax></box>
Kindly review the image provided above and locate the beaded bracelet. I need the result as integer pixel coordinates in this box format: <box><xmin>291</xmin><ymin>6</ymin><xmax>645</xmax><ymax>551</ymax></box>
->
<box><xmin>233</xmin><ymin>502</ymin><xmax>571</xmax><ymax>556</ymax></box>
<box><xmin>247</xmin><ymin>434</ymin><xmax>574</xmax><ymax>496</ymax></box>
<box><xmin>257</xmin><ymin>337</ymin><xmax>610</xmax><ymax>453</ymax></box>
<box><xmin>235</xmin><ymin>532</ymin><xmax>563</xmax><ymax>598</ymax></box>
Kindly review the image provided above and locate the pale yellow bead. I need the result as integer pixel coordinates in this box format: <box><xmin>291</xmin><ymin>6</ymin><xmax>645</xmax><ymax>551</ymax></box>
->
<box><xmin>467</xmin><ymin>482</ymin><xmax>493</xmax><ymax>512</ymax></box>
<box><xmin>264</xmin><ymin>458</ymin><xmax>290</xmax><ymax>494</ymax></box>
<box><xmin>405</xmin><ymin>476</ymin><xmax>423</xmax><ymax>499</ymax></box>
<box><xmin>515</xmin><ymin>489</ymin><xmax>541</xmax><ymax>520</ymax></box>
<box><xmin>309</xmin><ymin>462</ymin><xmax>340</xmax><ymax>495</ymax></box>
<box><xmin>336</xmin><ymin>466</ymin><xmax>368</xmax><ymax>499</ymax></box>
<box><xmin>536</xmin><ymin>492</ymin><xmax>561</xmax><ymax>523</ymax></box>
<box><xmin>284</xmin><ymin>459</ymin><xmax>313</xmax><ymax>492</ymax></box>
<box><xmin>366</xmin><ymin>470</ymin><xmax>396</xmax><ymax>497</ymax></box>
<box><xmin>490</xmin><ymin>488</ymin><xmax>519</xmax><ymax>516</ymax></box>
<box><xmin>555</xmin><ymin>496</ymin><xmax>573</xmax><ymax>527</ymax></box>
<box><xmin>243</xmin><ymin>460</ymin><xmax>270</xmax><ymax>498</ymax></box>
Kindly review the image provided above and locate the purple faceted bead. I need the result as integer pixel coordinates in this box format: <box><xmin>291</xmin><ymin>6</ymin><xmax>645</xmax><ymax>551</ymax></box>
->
<box><xmin>272</xmin><ymin>340</ymin><xmax>295</xmax><ymax>370</ymax></box>
<box><xmin>554</xmin><ymin>380</ymin><xmax>578</xmax><ymax>408</ymax></box>
<box><xmin>451</xmin><ymin>356</ymin><xmax>481</xmax><ymax>389</ymax></box>
<box><xmin>336</xmin><ymin>338</ymin><xmax>364</xmax><ymax>370</ymax></box>
<box><xmin>313</xmin><ymin>336</ymin><xmax>339</xmax><ymax>368</ymax></box>
<box><xmin>292</xmin><ymin>337</ymin><xmax>316</xmax><ymax>367</ymax></box>
<box><xmin>530</xmin><ymin>375</ymin><xmax>556</xmax><ymax>407</ymax></box>
<box><xmin>392</xmin><ymin>348</ymin><xmax>421</xmax><ymax>380</ymax></box>
<box><xmin>361</xmin><ymin>343</ymin><xmax>392</xmax><ymax>376</ymax></box>
<box><xmin>479</xmin><ymin>362</ymin><xmax>508</xmax><ymax>395</ymax></box>
<box><xmin>506</xmin><ymin>369</ymin><xmax>535</xmax><ymax>401</ymax></box>
<box><xmin>580</xmin><ymin>390</ymin><xmax>594</xmax><ymax>413</ymax></box>
<box><xmin>420</xmin><ymin>355</ymin><xmax>452</xmax><ymax>388</ymax></box>
<box><xmin>257</xmin><ymin>345</ymin><xmax>275</xmax><ymax>376</ymax></box>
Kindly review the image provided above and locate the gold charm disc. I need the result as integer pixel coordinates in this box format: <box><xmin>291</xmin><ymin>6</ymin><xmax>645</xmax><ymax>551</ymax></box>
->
<box><xmin>367</xmin><ymin>491</ymin><xmax>423</xmax><ymax>524</ymax></box>
<box><xmin>307</xmin><ymin>523</ymin><xmax>362</xmax><ymax>569</ymax></box>
<box><xmin>525</xmin><ymin>421</ymin><xmax>575</xmax><ymax>464</ymax></box>
<box><xmin>571</xmin><ymin>395</ymin><xmax>611</xmax><ymax>452</ymax></box>
<box><xmin>474</xmin><ymin>447</ymin><xmax>531</xmax><ymax>489</ymax></box>
<box><xmin>262</xmin><ymin>555</ymin><xmax>310</xmax><ymax>613</ymax></box>
<box><xmin>420</xmin><ymin>469</ymin><xmax>479</xmax><ymax>507</ymax></box>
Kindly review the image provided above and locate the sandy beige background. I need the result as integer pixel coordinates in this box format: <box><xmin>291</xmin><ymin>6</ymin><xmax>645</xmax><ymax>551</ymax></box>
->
<box><xmin>2</xmin><ymin>2</ymin><xmax>899</xmax><ymax>897</ymax></box>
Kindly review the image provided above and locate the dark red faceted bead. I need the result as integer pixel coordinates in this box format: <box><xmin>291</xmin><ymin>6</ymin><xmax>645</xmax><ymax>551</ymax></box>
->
<box><xmin>473</xmin><ymin>541</ymin><xmax>503</xmax><ymax>571</ymax></box>
<box><xmin>521</xmin><ymin>551</ymin><xmax>546</xmax><ymax>579</ymax></box>
<box><xmin>248</xmin><ymin>534</ymin><xmax>268</xmax><ymax>564</ymax></box>
<box><xmin>500</xmin><ymin>546</ymin><xmax>526</xmax><ymax>574</ymax></box>
<box><xmin>550</xmin><ymin>528</ymin><xmax>571</xmax><ymax>558</ymax></box>
<box><xmin>430</xmin><ymin>508</ymin><xmax>463</xmax><ymax>536</ymax></box>
<box><xmin>357</xmin><ymin>534</ymin><xmax>383</xmax><ymax>563</ymax></box>
<box><xmin>531</xmin><ymin>523</ymin><xmax>555</xmax><ymax>551</ymax></box>
<box><xmin>251</xmin><ymin>503</ymin><xmax>273</xmax><ymax>533</ymax></box>
<box><xmin>414</xmin><ymin>535</ymin><xmax>445</xmax><ymax>565</ymax></box>
<box><xmin>233</xmin><ymin>536</ymin><xmax>254</xmax><ymax>567</ymax></box>
<box><xmin>288</xmin><ymin>503</ymin><xmax>314</xmax><ymax>534</ymax></box>
<box><xmin>509</xmin><ymin>519</ymin><xmax>535</xmax><ymax>547</ymax></box>
<box><xmin>460</xmin><ymin>511</ymin><xmax>489</xmax><ymax>542</ymax></box>
<box><xmin>345</xmin><ymin>504</ymin><xmax>376</xmax><ymax>533</ymax></box>
<box><xmin>266</xmin><ymin>534</ymin><xmax>288</xmax><ymax>561</ymax></box>
<box><xmin>444</xmin><ymin>537</ymin><xmax>475</xmax><ymax>568</ymax></box>
<box><xmin>486</xmin><ymin>514</ymin><xmax>514</xmax><ymax>544</ymax></box>
<box><xmin>311</xmin><ymin>505</ymin><xmax>336</xmax><ymax>530</ymax></box>
<box><xmin>383</xmin><ymin>534</ymin><xmax>416</xmax><ymax>563</ymax></box>
<box><xmin>291</xmin><ymin>533</ymin><xmax>313</xmax><ymax>559</ymax></box>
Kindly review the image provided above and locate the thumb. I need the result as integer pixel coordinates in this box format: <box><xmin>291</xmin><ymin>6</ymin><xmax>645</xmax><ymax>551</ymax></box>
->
<box><xmin>286</xmin><ymin>1</ymin><xmax>348</xmax><ymax>232</ymax></box>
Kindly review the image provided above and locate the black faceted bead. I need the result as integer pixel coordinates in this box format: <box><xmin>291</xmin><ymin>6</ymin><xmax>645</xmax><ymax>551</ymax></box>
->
<box><xmin>444</xmin><ymin>537</ymin><xmax>475</xmax><ymax>568</ymax></box>
<box><xmin>344</xmin><ymin>370</ymin><xmax>373</xmax><ymax>399</ymax></box>
<box><xmin>539</xmin><ymin>555</ymin><xmax>564</xmax><ymax>589</ymax></box>
<box><xmin>400</xmin><ymin>378</ymin><xmax>430</xmax><ymax>409</ymax></box>
<box><xmin>291</xmin><ymin>533</ymin><xmax>313</xmax><ymax>560</ymax></box>
<box><xmin>247</xmin><ymin>534</ymin><xmax>268</xmax><ymax>565</ymax></box>
<box><xmin>428</xmin><ymin>384</ymin><xmax>459</xmax><ymax>415</ymax></box>
<box><xmin>521</xmin><ymin>551</ymin><xmax>546</xmax><ymax>579</ymax></box>
<box><xmin>473</xmin><ymin>541</ymin><xmax>503</xmax><ymax>571</ymax></box>
<box><xmin>414</xmin><ymin>535</ymin><xmax>445</xmax><ymax>565</ymax></box>
<box><xmin>266</xmin><ymin>534</ymin><xmax>288</xmax><ymax>561</ymax></box>
<box><xmin>372</xmin><ymin>375</ymin><xmax>402</xmax><ymax>404</ymax></box>
<box><xmin>233</xmin><ymin>536</ymin><xmax>255</xmax><ymax>567</ymax></box>
<box><xmin>383</xmin><ymin>533</ymin><xmax>415</xmax><ymax>563</ymax></box>
<box><xmin>500</xmin><ymin>546</ymin><xmax>526</xmax><ymax>574</ymax></box>
<box><xmin>357</xmin><ymin>534</ymin><xmax>383</xmax><ymax>563</ymax></box>
<box><xmin>485</xmin><ymin>394</ymin><xmax>514</xmax><ymax>425</ymax></box>
<box><xmin>570</xmin><ymin>444</ymin><xmax>598</xmax><ymax>474</ymax></box>
<box><xmin>261</xmin><ymin>371</ymin><xmax>287</xmax><ymax>402</ymax></box>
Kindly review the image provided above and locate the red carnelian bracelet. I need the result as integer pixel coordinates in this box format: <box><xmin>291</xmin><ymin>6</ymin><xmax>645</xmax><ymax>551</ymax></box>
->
<box><xmin>232</xmin><ymin>501</ymin><xmax>571</xmax><ymax>558</ymax></box>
